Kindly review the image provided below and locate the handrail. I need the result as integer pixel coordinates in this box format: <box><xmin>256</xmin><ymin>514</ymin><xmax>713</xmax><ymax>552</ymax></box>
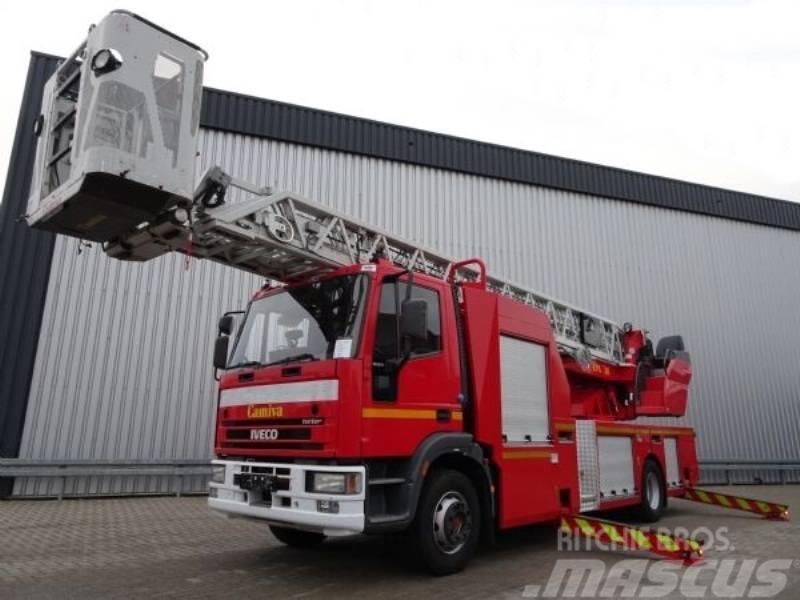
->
<box><xmin>1</xmin><ymin>459</ymin><xmax>796</xmax><ymax>499</ymax></box>
<box><xmin>699</xmin><ymin>460</ymin><xmax>800</xmax><ymax>485</ymax></box>
<box><xmin>0</xmin><ymin>459</ymin><xmax>212</xmax><ymax>499</ymax></box>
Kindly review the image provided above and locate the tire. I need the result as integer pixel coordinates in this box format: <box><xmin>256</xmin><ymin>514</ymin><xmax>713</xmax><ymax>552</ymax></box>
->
<box><xmin>636</xmin><ymin>459</ymin><xmax>666</xmax><ymax>522</ymax></box>
<box><xmin>413</xmin><ymin>469</ymin><xmax>481</xmax><ymax>576</ymax></box>
<box><xmin>269</xmin><ymin>525</ymin><xmax>326</xmax><ymax>548</ymax></box>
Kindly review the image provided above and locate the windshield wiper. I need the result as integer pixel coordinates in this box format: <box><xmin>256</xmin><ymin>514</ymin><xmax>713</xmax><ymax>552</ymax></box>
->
<box><xmin>228</xmin><ymin>360</ymin><xmax>262</xmax><ymax>370</ymax></box>
<box><xmin>265</xmin><ymin>353</ymin><xmax>318</xmax><ymax>367</ymax></box>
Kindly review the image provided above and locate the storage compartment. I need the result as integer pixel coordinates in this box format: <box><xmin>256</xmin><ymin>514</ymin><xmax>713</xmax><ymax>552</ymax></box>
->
<box><xmin>664</xmin><ymin>437</ymin><xmax>681</xmax><ymax>487</ymax></box>
<box><xmin>597</xmin><ymin>436</ymin><xmax>635</xmax><ymax>498</ymax></box>
<box><xmin>499</xmin><ymin>335</ymin><xmax>549</xmax><ymax>442</ymax></box>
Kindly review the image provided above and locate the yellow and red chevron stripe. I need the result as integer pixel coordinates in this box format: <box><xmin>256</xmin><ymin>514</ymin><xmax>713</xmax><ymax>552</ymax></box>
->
<box><xmin>683</xmin><ymin>488</ymin><xmax>789</xmax><ymax>521</ymax></box>
<box><xmin>560</xmin><ymin>515</ymin><xmax>703</xmax><ymax>565</ymax></box>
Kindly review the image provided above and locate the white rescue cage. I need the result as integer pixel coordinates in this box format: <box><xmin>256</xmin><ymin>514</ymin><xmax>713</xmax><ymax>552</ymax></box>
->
<box><xmin>26</xmin><ymin>11</ymin><xmax>207</xmax><ymax>242</ymax></box>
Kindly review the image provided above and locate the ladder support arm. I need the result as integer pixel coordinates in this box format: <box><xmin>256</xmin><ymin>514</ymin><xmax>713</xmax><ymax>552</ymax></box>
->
<box><xmin>104</xmin><ymin>167</ymin><xmax>626</xmax><ymax>364</ymax></box>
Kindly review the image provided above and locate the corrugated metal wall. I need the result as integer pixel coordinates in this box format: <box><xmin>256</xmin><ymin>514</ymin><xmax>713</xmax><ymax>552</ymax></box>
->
<box><xmin>14</xmin><ymin>129</ymin><xmax>800</xmax><ymax>496</ymax></box>
<box><xmin>201</xmin><ymin>88</ymin><xmax>800</xmax><ymax>232</ymax></box>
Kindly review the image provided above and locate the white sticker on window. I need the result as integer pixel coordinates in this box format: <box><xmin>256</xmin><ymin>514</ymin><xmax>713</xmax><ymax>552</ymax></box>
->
<box><xmin>333</xmin><ymin>338</ymin><xmax>353</xmax><ymax>358</ymax></box>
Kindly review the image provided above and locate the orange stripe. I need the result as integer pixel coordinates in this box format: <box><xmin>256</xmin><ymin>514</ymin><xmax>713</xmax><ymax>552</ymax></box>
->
<box><xmin>595</xmin><ymin>425</ymin><xmax>694</xmax><ymax>437</ymax></box>
<box><xmin>554</xmin><ymin>421</ymin><xmax>694</xmax><ymax>437</ymax></box>
<box><xmin>596</xmin><ymin>425</ymin><xmax>643</xmax><ymax>436</ymax></box>
<box><xmin>362</xmin><ymin>408</ymin><xmax>464</xmax><ymax>421</ymax></box>
<box><xmin>502</xmin><ymin>449</ymin><xmax>552</xmax><ymax>460</ymax></box>
<box><xmin>648</xmin><ymin>427</ymin><xmax>695</xmax><ymax>437</ymax></box>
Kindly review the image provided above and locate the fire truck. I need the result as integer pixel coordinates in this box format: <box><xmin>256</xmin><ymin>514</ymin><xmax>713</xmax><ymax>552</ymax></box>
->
<box><xmin>24</xmin><ymin>11</ymin><xmax>787</xmax><ymax>575</ymax></box>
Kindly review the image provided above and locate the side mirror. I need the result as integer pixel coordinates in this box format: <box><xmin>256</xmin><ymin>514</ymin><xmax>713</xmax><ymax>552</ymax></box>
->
<box><xmin>213</xmin><ymin>336</ymin><xmax>230</xmax><ymax>370</ymax></box>
<box><xmin>218</xmin><ymin>315</ymin><xmax>234</xmax><ymax>336</ymax></box>
<box><xmin>400</xmin><ymin>298</ymin><xmax>428</xmax><ymax>343</ymax></box>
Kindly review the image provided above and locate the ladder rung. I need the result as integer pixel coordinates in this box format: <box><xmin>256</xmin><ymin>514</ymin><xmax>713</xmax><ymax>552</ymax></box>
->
<box><xmin>51</xmin><ymin>108</ymin><xmax>77</xmax><ymax>133</ymax></box>
<box><xmin>56</xmin><ymin>69</ymin><xmax>81</xmax><ymax>98</ymax></box>
<box><xmin>47</xmin><ymin>145</ymin><xmax>72</xmax><ymax>168</ymax></box>
<box><xmin>55</xmin><ymin>41</ymin><xmax>86</xmax><ymax>81</ymax></box>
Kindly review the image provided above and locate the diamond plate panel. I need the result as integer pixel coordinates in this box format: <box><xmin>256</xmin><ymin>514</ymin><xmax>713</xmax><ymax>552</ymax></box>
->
<box><xmin>576</xmin><ymin>420</ymin><xmax>600</xmax><ymax>512</ymax></box>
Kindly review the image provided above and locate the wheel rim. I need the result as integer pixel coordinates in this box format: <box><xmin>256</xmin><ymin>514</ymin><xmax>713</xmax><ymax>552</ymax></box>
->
<box><xmin>432</xmin><ymin>490</ymin><xmax>472</xmax><ymax>555</ymax></box>
<box><xmin>646</xmin><ymin>471</ymin><xmax>661</xmax><ymax>510</ymax></box>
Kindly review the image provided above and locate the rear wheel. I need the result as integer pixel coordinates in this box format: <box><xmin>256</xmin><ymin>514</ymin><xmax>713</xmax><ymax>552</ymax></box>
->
<box><xmin>269</xmin><ymin>525</ymin><xmax>326</xmax><ymax>548</ymax></box>
<box><xmin>636</xmin><ymin>460</ymin><xmax>666</xmax><ymax>522</ymax></box>
<box><xmin>413</xmin><ymin>469</ymin><xmax>481</xmax><ymax>575</ymax></box>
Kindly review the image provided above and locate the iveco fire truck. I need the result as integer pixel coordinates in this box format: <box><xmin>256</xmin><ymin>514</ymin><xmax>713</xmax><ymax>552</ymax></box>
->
<box><xmin>25</xmin><ymin>11</ymin><xmax>787</xmax><ymax>576</ymax></box>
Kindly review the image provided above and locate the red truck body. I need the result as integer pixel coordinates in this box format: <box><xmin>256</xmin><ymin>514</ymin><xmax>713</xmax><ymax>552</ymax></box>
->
<box><xmin>209</xmin><ymin>258</ymin><xmax>697</xmax><ymax>570</ymax></box>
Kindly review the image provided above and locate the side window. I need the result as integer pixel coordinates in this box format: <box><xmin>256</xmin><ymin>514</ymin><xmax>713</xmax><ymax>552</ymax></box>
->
<box><xmin>373</xmin><ymin>280</ymin><xmax>441</xmax><ymax>363</ymax></box>
<box><xmin>408</xmin><ymin>285</ymin><xmax>441</xmax><ymax>355</ymax></box>
<box><xmin>152</xmin><ymin>53</ymin><xmax>184</xmax><ymax>166</ymax></box>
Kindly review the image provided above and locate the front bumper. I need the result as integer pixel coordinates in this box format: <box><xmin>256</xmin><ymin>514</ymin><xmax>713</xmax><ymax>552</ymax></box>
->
<box><xmin>208</xmin><ymin>459</ymin><xmax>365</xmax><ymax>536</ymax></box>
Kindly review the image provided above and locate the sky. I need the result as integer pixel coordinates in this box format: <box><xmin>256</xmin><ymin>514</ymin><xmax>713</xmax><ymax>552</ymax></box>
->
<box><xmin>1</xmin><ymin>0</ymin><xmax>798</xmax><ymax>203</ymax></box>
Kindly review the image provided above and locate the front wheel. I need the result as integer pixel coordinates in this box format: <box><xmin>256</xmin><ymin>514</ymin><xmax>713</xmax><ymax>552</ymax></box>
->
<box><xmin>269</xmin><ymin>525</ymin><xmax>326</xmax><ymax>548</ymax></box>
<box><xmin>636</xmin><ymin>460</ymin><xmax>666</xmax><ymax>522</ymax></box>
<box><xmin>413</xmin><ymin>469</ymin><xmax>481</xmax><ymax>575</ymax></box>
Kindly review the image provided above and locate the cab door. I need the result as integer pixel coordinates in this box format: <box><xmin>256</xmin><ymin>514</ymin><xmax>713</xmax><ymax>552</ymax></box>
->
<box><xmin>361</xmin><ymin>275</ymin><xmax>462</xmax><ymax>456</ymax></box>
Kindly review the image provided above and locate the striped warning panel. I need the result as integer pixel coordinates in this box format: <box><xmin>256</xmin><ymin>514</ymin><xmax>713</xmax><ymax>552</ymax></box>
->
<box><xmin>683</xmin><ymin>488</ymin><xmax>789</xmax><ymax>521</ymax></box>
<box><xmin>560</xmin><ymin>515</ymin><xmax>703</xmax><ymax>565</ymax></box>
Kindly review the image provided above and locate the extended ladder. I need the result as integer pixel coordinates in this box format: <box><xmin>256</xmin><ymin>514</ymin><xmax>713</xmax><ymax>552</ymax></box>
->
<box><xmin>104</xmin><ymin>167</ymin><xmax>626</xmax><ymax>364</ymax></box>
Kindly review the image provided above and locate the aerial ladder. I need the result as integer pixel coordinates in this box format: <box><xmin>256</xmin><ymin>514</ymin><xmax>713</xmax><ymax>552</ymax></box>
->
<box><xmin>102</xmin><ymin>166</ymin><xmax>627</xmax><ymax>366</ymax></box>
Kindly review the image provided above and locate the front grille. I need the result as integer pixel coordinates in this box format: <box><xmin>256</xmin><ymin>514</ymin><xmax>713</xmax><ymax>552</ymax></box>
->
<box><xmin>234</xmin><ymin>464</ymin><xmax>291</xmax><ymax>492</ymax></box>
<box><xmin>226</xmin><ymin>428</ymin><xmax>311</xmax><ymax>441</ymax></box>
<box><xmin>251</xmin><ymin>466</ymin><xmax>290</xmax><ymax>476</ymax></box>
<box><xmin>224</xmin><ymin>442</ymin><xmax>324</xmax><ymax>451</ymax></box>
<box><xmin>220</xmin><ymin>411</ymin><xmax>329</xmax><ymax>453</ymax></box>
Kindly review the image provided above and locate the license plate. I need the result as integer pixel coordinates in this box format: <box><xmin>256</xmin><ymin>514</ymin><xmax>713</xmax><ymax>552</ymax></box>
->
<box><xmin>217</xmin><ymin>488</ymin><xmax>244</xmax><ymax>502</ymax></box>
<box><xmin>217</xmin><ymin>488</ymin><xmax>239</xmax><ymax>500</ymax></box>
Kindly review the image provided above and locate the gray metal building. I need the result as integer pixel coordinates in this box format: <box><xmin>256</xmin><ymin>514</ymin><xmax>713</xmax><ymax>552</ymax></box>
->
<box><xmin>2</xmin><ymin>52</ymin><xmax>799</xmax><ymax>498</ymax></box>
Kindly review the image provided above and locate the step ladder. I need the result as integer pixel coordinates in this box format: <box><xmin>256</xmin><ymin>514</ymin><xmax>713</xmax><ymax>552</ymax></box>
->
<box><xmin>104</xmin><ymin>166</ymin><xmax>626</xmax><ymax>364</ymax></box>
<box><xmin>40</xmin><ymin>41</ymin><xmax>85</xmax><ymax>199</ymax></box>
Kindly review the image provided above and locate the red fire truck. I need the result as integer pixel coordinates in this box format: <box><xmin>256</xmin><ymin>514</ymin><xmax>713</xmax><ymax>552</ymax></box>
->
<box><xmin>205</xmin><ymin>252</ymin><xmax>695</xmax><ymax>574</ymax></box>
<box><xmin>25</xmin><ymin>10</ymin><xmax>786</xmax><ymax>576</ymax></box>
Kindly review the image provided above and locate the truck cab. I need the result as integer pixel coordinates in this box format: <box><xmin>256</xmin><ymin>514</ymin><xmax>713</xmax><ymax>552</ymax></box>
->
<box><xmin>209</xmin><ymin>260</ymin><xmax>475</xmax><ymax>548</ymax></box>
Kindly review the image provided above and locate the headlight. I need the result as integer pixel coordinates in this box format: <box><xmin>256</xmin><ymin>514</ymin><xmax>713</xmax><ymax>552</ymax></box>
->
<box><xmin>210</xmin><ymin>464</ymin><xmax>226</xmax><ymax>484</ymax></box>
<box><xmin>91</xmin><ymin>48</ymin><xmax>123</xmax><ymax>74</ymax></box>
<box><xmin>307</xmin><ymin>472</ymin><xmax>361</xmax><ymax>495</ymax></box>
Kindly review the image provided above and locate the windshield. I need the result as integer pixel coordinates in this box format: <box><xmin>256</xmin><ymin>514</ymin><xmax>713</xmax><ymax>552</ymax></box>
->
<box><xmin>228</xmin><ymin>274</ymin><xmax>369</xmax><ymax>368</ymax></box>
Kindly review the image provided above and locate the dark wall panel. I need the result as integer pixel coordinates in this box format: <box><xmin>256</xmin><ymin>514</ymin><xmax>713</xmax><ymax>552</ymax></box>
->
<box><xmin>0</xmin><ymin>55</ymin><xmax>58</xmax><ymax>494</ymax></box>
